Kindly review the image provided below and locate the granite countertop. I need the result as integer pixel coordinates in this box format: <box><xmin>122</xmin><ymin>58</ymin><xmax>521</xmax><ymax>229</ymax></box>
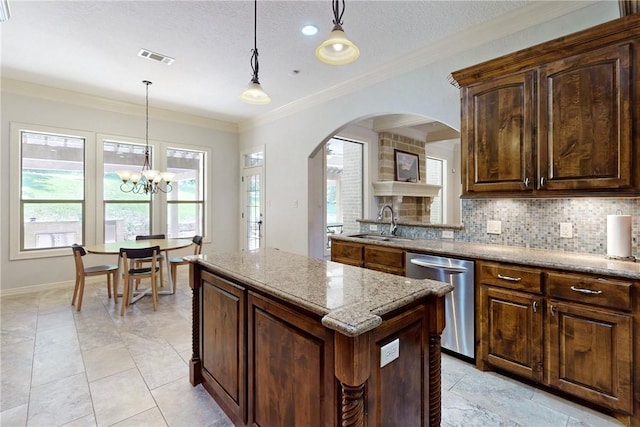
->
<box><xmin>331</xmin><ymin>234</ymin><xmax>640</xmax><ymax>280</ymax></box>
<box><xmin>193</xmin><ymin>248</ymin><xmax>453</xmax><ymax>337</ymax></box>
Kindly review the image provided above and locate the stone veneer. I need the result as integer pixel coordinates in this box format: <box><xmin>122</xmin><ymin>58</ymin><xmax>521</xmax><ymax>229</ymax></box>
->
<box><xmin>377</xmin><ymin>132</ymin><xmax>432</xmax><ymax>222</ymax></box>
<box><xmin>363</xmin><ymin>197</ymin><xmax>640</xmax><ymax>259</ymax></box>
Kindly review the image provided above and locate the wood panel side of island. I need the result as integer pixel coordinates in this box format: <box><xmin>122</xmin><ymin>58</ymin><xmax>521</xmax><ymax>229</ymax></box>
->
<box><xmin>190</xmin><ymin>261</ymin><xmax>447</xmax><ymax>427</ymax></box>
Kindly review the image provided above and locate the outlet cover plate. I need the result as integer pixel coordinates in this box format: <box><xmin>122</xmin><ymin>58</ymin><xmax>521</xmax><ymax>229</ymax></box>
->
<box><xmin>442</xmin><ymin>230</ymin><xmax>454</xmax><ymax>239</ymax></box>
<box><xmin>487</xmin><ymin>220</ymin><xmax>502</xmax><ymax>235</ymax></box>
<box><xmin>380</xmin><ymin>339</ymin><xmax>400</xmax><ymax>367</ymax></box>
<box><xmin>369</xmin><ymin>224</ymin><xmax>378</xmax><ymax>232</ymax></box>
<box><xmin>560</xmin><ymin>222</ymin><xmax>573</xmax><ymax>238</ymax></box>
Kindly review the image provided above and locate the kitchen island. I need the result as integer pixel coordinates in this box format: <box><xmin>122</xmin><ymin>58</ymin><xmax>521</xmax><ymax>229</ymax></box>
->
<box><xmin>188</xmin><ymin>248</ymin><xmax>453</xmax><ymax>427</ymax></box>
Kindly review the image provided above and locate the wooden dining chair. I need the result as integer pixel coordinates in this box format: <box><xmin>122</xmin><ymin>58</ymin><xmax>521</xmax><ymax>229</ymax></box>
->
<box><xmin>118</xmin><ymin>245</ymin><xmax>161</xmax><ymax>316</ymax></box>
<box><xmin>135</xmin><ymin>234</ymin><xmax>166</xmax><ymax>287</ymax></box>
<box><xmin>169</xmin><ymin>235</ymin><xmax>203</xmax><ymax>293</ymax></box>
<box><xmin>71</xmin><ymin>244</ymin><xmax>119</xmax><ymax>311</ymax></box>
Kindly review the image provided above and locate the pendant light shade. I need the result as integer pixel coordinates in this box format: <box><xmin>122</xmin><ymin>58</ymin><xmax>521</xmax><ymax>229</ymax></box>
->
<box><xmin>316</xmin><ymin>0</ymin><xmax>359</xmax><ymax>65</ymax></box>
<box><xmin>240</xmin><ymin>0</ymin><xmax>271</xmax><ymax>104</ymax></box>
<box><xmin>240</xmin><ymin>81</ymin><xmax>271</xmax><ymax>105</ymax></box>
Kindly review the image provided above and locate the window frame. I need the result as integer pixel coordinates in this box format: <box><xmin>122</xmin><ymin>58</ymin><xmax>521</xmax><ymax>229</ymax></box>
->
<box><xmin>165</xmin><ymin>145</ymin><xmax>209</xmax><ymax>240</ymax></box>
<box><xmin>10</xmin><ymin>123</ymin><xmax>211</xmax><ymax>260</ymax></box>
<box><xmin>10</xmin><ymin>122</ymin><xmax>96</xmax><ymax>260</ymax></box>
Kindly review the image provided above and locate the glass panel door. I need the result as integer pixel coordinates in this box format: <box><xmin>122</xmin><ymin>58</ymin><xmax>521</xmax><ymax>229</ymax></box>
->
<box><xmin>242</xmin><ymin>151</ymin><xmax>264</xmax><ymax>251</ymax></box>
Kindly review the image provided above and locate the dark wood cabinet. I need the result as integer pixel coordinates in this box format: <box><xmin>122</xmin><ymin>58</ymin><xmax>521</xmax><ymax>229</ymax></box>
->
<box><xmin>331</xmin><ymin>240</ymin><xmax>405</xmax><ymax>276</ymax></box>
<box><xmin>330</xmin><ymin>240</ymin><xmax>363</xmax><ymax>267</ymax></box>
<box><xmin>547</xmin><ymin>299</ymin><xmax>633</xmax><ymax>413</ymax></box>
<box><xmin>364</xmin><ymin>245</ymin><xmax>405</xmax><ymax>275</ymax></box>
<box><xmin>451</xmin><ymin>15</ymin><xmax>640</xmax><ymax>197</ymax></box>
<box><xmin>463</xmin><ymin>72</ymin><xmax>535</xmax><ymax>193</ymax></box>
<box><xmin>538</xmin><ymin>43</ymin><xmax>632</xmax><ymax>191</ymax></box>
<box><xmin>200</xmin><ymin>270</ymin><xmax>247</xmax><ymax>424</ymax></box>
<box><xmin>247</xmin><ymin>292</ymin><xmax>335</xmax><ymax>427</ymax></box>
<box><xmin>191</xmin><ymin>257</ymin><xmax>447</xmax><ymax>427</ymax></box>
<box><xmin>477</xmin><ymin>262</ymin><xmax>543</xmax><ymax>381</ymax></box>
<box><xmin>476</xmin><ymin>261</ymin><xmax>638</xmax><ymax>424</ymax></box>
<box><xmin>479</xmin><ymin>286</ymin><xmax>543</xmax><ymax>382</ymax></box>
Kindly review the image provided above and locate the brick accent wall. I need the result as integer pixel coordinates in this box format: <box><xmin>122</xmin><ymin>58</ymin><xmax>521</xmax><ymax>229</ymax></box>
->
<box><xmin>377</xmin><ymin>132</ymin><xmax>432</xmax><ymax>222</ymax></box>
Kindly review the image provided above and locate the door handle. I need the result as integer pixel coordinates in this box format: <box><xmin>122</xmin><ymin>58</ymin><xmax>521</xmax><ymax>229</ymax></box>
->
<box><xmin>532</xmin><ymin>300</ymin><xmax>538</xmax><ymax>313</ymax></box>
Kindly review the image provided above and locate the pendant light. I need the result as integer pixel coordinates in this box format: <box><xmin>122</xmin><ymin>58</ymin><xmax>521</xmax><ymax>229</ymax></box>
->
<box><xmin>115</xmin><ymin>81</ymin><xmax>175</xmax><ymax>194</ymax></box>
<box><xmin>315</xmin><ymin>0</ymin><xmax>359</xmax><ymax>65</ymax></box>
<box><xmin>240</xmin><ymin>0</ymin><xmax>271</xmax><ymax>104</ymax></box>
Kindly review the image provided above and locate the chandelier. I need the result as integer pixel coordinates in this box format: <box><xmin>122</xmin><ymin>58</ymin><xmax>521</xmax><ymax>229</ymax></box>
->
<box><xmin>115</xmin><ymin>80</ymin><xmax>175</xmax><ymax>194</ymax></box>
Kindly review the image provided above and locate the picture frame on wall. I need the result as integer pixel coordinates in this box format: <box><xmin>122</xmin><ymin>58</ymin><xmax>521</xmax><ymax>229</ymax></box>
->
<box><xmin>394</xmin><ymin>149</ymin><xmax>420</xmax><ymax>182</ymax></box>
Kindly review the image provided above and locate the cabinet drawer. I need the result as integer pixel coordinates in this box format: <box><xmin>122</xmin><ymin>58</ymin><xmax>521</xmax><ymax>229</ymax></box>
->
<box><xmin>331</xmin><ymin>241</ymin><xmax>363</xmax><ymax>266</ymax></box>
<box><xmin>547</xmin><ymin>272</ymin><xmax>632</xmax><ymax>311</ymax></box>
<box><xmin>364</xmin><ymin>245</ymin><xmax>405</xmax><ymax>275</ymax></box>
<box><xmin>478</xmin><ymin>262</ymin><xmax>543</xmax><ymax>293</ymax></box>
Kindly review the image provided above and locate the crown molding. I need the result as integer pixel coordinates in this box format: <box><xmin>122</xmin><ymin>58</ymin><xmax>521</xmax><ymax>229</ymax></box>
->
<box><xmin>238</xmin><ymin>1</ymin><xmax>599</xmax><ymax>133</ymax></box>
<box><xmin>1</xmin><ymin>78</ymin><xmax>238</xmax><ymax>133</ymax></box>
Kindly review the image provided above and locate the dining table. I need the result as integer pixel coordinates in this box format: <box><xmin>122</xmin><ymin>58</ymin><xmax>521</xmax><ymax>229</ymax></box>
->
<box><xmin>85</xmin><ymin>238</ymin><xmax>193</xmax><ymax>305</ymax></box>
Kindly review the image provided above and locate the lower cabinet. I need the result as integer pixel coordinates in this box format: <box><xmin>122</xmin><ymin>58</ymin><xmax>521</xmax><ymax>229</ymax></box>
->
<box><xmin>477</xmin><ymin>261</ymin><xmax>637</xmax><ymax>422</ymax></box>
<box><xmin>479</xmin><ymin>286</ymin><xmax>543</xmax><ymax>382</ymax></box>
<box><xmin>547</xmin><ymin>299</ymin><xmax>633</xmax><ymax>413</ymax></box>
<box><xmin>331</xmin><ymin>240</ymin><xmax>405</xmax><ymax>275</ymax></box>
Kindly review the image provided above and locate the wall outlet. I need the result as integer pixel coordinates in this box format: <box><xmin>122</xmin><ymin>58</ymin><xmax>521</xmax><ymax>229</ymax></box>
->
<box><xmin>487</xmin><ymin>220</ymin><xmax>502</xmax><ymax>235</ymax></box>
<box><xmin>559</xmin><ymin>222</ymin><xmax>573</xmax><ymax>238</ymax></box>
<box><xmin>369</xmin><ymin>224</ymin><xmax>378</xmax><ymax>232</ymax></box>
<box><xmin>380</xmin><ymin>338</ymin><xmax>400</xmax><ymax>367</ymax></box>
<box><xmin>442</xmin><ymin>230</ymin><xmax>454</xmax><ymax>239</ymax></box>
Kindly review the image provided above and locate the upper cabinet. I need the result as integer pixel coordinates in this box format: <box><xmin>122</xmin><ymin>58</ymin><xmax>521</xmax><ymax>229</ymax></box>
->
<box><xmin>450</xmin><ymin>15</ymin><xmax>640</xmax><ymax>197</ymax></box>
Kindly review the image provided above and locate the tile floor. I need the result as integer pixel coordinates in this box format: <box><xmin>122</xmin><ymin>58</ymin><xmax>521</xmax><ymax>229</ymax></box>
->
<box><xmin>0</xmin><ymin>270</ymin><xmax>625</xmax><ymax>427</ymax></box>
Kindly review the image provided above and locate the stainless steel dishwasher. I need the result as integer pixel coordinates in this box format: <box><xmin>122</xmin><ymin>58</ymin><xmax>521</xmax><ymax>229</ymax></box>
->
<box><xmin>405</xmin><ymin>253</ymin><xmax>475</xmax><ymax>361</ymax></box>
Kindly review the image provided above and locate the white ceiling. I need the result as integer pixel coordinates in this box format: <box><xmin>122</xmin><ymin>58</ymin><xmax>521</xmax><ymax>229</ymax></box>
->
<box><xmin>2</xmin><ymin>1</ymin><xmax>600</xmax><ymax>126</ymax></box>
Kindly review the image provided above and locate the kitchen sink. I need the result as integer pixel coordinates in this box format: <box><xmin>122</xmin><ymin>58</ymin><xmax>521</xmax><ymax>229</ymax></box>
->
<box><xmin>349</xmin><ymin>234</ymin><xmax>414</xmax><ymax>243</ymax></box>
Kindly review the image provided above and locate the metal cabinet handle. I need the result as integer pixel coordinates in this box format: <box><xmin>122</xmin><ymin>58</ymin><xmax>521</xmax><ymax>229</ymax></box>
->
<box><xmin>524</xmin><ymin>177</ymin><xmax>530</xmax><ymax>188</ymax></box>
<box><xmin>532</xmin><ymin>300</ymin><xmax>538</xmax><ymax>313</ymax></box>
<box><xmin>540</xmin><ymin>176</ymin><xmax>546</xmax><ymax>187</ymax></box>
<box><xmin>570</xmin><ymin>285</ymin><xmax>603</xmax><ymax>295</ymax></box>
<box><xmin>550</xmin><ymin>305</ymin><xmax>556</xmax><ymax>316</ymax></box>
<box><xmin>498</xmin><ymin>274</ymin><xmax>522</xmax><ymax>282</ymax></box>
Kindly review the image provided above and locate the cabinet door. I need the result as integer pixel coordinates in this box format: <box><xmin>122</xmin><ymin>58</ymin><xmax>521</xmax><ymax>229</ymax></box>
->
<box><xmin>201</xmin><ymin>271</ymin><xmax>247</xmax><ymax>423</ymax></box>
<box><xmin>463</xmin><ymin>72</ymin><xmax>535</xmax><ymax>193</ymax></box>
<box><xmin>547</xmin><ymin>299</ymin><xmax>633</xmax><ymax>413</ymax></box>
<box><xmin>479</xmin><ymin>286</ymin><xmax>543</xmax><ymax>382</ymax></box>
<box><xmin>538</xmin><ymin>44</ymin><xmax>632</xmax><ymax>191</ymax></box>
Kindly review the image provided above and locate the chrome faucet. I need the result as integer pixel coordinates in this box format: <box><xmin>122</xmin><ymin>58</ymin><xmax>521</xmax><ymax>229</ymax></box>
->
<box><xmin>377</xmin><ymin>204</ymin><xmax>398</xmax><ymax>236</ymax></box>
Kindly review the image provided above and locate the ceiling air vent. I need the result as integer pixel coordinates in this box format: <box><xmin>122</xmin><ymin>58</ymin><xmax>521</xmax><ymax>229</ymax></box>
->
<box><xmin>137</xmin><ymin>49</ymin><xmax>175</xmax><ymax>65</ymax></box>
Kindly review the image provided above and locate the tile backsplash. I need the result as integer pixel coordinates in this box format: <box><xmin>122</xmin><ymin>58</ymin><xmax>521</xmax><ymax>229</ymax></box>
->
<box><xmin>365</xmin><ymin>197</ymin><xmax>640</xmax><ymax>258</ymax></box>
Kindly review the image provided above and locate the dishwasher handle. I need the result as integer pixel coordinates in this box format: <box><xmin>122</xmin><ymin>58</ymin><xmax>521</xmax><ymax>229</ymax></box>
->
<box><xmin>409</xmin><ymin>258</ymin><xmax>467</xmax><ymax>274</ymax></box>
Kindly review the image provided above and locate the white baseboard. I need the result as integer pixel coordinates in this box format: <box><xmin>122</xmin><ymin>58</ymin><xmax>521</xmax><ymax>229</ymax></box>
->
<box><xmin>0</xmin><ymin>277</ymin><xmax>104</xmax><ymax>297</ymax></box>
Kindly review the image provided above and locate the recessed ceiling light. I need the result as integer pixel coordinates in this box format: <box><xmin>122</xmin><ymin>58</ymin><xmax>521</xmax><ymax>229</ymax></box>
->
<box><xmin>301</xmin><ymin>25</ymin><xmax>318</xmax><ymax>36</ymax></box>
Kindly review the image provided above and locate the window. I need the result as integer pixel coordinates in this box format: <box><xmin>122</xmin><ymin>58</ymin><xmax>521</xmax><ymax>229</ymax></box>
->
<box><xmin>325</xmin><ymin>137</ymin><xmax>363</xmax><ymax>251</ymax></box>
<box><xmin>11</xmin><ymin>122</ymin><xmax>211</xmax><ymax>260</ymax></box>
<box><xmin>426</xmin><ymin>156</ymin><xmax>444</xmax><ymax>224</ymax></box>
<box><xmin>102</xmin><ymin>140</ymin><xmax>152</xmax><ymax>241</ymax></box>
<box><xmin>166</xmin><ymin>148</ymin><xmax>206</xmax><ymax>238</ymax></box>
<box><xmin>18</xmin><ymin>129</ymin><xmax>86</xmax><ymax>251</ymax></box>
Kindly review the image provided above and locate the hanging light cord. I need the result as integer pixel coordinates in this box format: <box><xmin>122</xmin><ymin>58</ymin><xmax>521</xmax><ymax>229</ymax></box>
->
<box><xmin>142</xmin><ymin>80</ymin><xmax>152</xmax><ymax>168</ymax></box>
<box><xmin>249</xmin><ymin>0</ymin><xmax>260</xmax><ymax>84</ymax></box>
<box><xmin>332</xmin><ymin>0</ymin><xmax>345</xmax><ymax>29</ymax></box>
